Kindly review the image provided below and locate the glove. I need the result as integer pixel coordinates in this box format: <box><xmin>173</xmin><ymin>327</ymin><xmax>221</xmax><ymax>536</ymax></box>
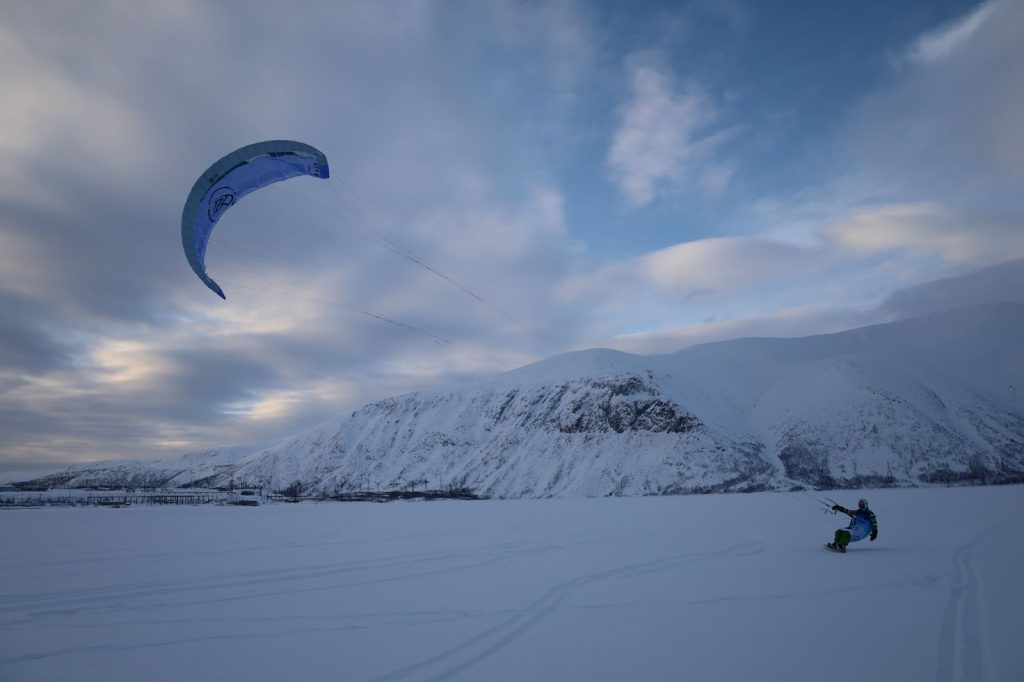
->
<box><xmin>870</xmin><ymin>532</ymin><xmax>877</xmax><ymax>541</ymax></box>
<box><xmin>831</xmin><ymin>505</ymin><xmax>840</xmax><ymax>511</ymax></box>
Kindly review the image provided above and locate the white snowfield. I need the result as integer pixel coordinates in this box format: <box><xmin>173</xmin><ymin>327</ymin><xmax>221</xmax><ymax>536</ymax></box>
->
<box><xmin>2</xmin><ymin>485</ymin><xmax>1021</xmax><ymax>681</ymax></box>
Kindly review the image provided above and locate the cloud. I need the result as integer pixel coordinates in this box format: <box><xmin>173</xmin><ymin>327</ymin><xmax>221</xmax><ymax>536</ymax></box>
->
<box><xmin>877</xmin><ymin>258</ymin><xmax>1024</xmax><ymax>320</ymax></box>
<box><xmin>823</xmin><ymin>203</ymin><xmax>1024</xmax><ymax>264</ymax></box>
<box><xmin>902</xmin><ymin>1</ymin><xmax>999</xmax><ymax>64</ymax></box>
<box><xmin>642</xmin><ymin>237</ymin><xmax>812</xmax><ymax>295</ymax></box>
<box><xmin>609</xmin><ymin>259</ymin><xmax>1024</xmax><ymax>356</ymax></box>
<box><xmin>559</xmin><ymin>231</ymin><xmax>838</xmax><ymax>347</ymax></box>
<box><xmin>845</xmin><ymin>0</ymin><xmax>1024</xmax><ymax>202</ymax></box>
<box><xmin>0</xmin><ymin>292</ymin><xmax>77</xmax><ymax>375</ymax></box>
<box><xmin>607</xmin><ymin>60</ymin><xmax>731</xmax><ymax>205</ymax></box>
<box><xmin>0</xmin><ymin>1</ymin><xmax>602</xmax><ymax>469</ymax></box>
<box><xmin>590</xmin><ymin>2</ymin><xmax>1024</xmax><ymax>354</ymax></box>
<box><xmin>3</xmin><ymin>1</ymin><xmax>1023</xmax><ymax>473</ymax></box>
<box><xmin>561</xmin><ymin>195</ymin><xmax>1024</xmax><ymax>355</ymax></box>
<box><xmin>611</xmin><ymin>305</ymin><xmax>872</xmax><ymax>356</ymax></box>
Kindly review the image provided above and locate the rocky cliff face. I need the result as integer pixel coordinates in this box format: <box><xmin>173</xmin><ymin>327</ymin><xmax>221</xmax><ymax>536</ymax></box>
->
<box><xmin>29</xmin><ymin>303</ymin><xmax>1024</xmax><ymax>497</ymax></box>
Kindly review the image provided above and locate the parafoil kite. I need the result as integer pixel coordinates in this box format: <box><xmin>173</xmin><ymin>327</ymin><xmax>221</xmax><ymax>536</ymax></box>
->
<box><xmin>180</xmin><ymin>140</ymin><xmax>330</xmax><ymax>298</ymax></box>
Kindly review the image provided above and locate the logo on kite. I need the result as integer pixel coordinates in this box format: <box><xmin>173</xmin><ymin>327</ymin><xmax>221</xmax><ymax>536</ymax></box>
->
<box><xmin>208</xmin><ymin>186</ymin><xmax>237</xmax><ymax>222</ymax></box>
<box><xmin>182</xmin><ymin>140</ymin><xmax>330</xmax><ymax>299</ymax></box>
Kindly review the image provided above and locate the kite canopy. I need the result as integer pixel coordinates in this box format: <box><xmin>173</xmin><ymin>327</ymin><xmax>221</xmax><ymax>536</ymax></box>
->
<box><xmin>180</xmin><ymin>140</ymin><xmax>330</xmax><ymax>298</ymax></box>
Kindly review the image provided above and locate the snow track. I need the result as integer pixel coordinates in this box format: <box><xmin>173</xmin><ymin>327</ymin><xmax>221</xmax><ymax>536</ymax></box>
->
<box><xmin>936</xmin><ymin>521</ymin><xmax>1003</xmax><ymax>682</ymax></box>
<box><xmin>373</xmin><ymin>541</ymin><xmax>765</xmax><ymax>681</ymax></box>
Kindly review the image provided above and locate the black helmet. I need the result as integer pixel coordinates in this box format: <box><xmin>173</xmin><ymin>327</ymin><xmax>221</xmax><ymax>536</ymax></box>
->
<box><xmin>858</xmin><ymin>498</ymin><xmax>869</xmax><ymax>510</ymax></box>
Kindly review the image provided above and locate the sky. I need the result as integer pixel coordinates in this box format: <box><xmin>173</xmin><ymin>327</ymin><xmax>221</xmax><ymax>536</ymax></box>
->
<box><xmin>2</xmin><ymin>0</ymin><xmax>1023</xmax><ymax>473</ymax></box>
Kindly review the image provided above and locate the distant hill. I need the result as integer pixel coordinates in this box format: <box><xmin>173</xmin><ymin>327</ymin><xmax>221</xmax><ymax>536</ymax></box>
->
<box><xmin>27</xmin><ymin>302</ymin><xmax>1024</xmax><ymax>497</ymax></box>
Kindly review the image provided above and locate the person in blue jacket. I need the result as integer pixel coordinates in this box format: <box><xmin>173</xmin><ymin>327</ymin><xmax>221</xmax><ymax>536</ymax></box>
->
<box><xmin>827</xmin><ymin>498</ymin><xmax>878</xmax><ymax>552</ymax></box>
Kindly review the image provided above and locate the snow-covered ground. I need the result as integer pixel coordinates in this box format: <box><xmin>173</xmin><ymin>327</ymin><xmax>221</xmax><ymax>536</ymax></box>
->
<box><xmin>2</xmin><ymin>486</ymin><xmax>1021</xmax><ymax>681</ymax></box>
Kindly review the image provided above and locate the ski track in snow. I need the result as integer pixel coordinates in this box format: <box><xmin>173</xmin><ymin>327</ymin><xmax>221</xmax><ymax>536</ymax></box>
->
<box><xmin>0</xmin><ymin>526</ymin><xmax>647</xmax><ymax>627</ymax></box>
<box><xmin>370</xmin><ymin>540</ymin><xmax>765</xmax><ymax>682</ymax></box>
<box><xmin>935</xmin><ymin>520</ymin><xmax>1003</xmax><ymax>682</ymax></box>
<box><xmin>1</xmin><ymin>545</ymin><xmax>521</xmax><ymax>621</ymax></box>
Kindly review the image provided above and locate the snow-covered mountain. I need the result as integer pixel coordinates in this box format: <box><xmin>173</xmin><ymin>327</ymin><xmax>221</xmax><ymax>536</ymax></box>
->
<box><xmin>30</xmin><ymin>302</ymin><xmax>1024</xmax><ymax>497</ymax></box>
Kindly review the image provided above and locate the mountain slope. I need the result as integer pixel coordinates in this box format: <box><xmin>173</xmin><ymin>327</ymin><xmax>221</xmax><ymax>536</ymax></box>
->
<box><xmin>31</xmin><ymin>303</ymin><xmax>1024</xmax><ymax>497</ymax></box>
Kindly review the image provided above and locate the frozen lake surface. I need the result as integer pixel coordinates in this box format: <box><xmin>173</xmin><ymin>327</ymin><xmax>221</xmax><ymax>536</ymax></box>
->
<box><xmin>2</xmin><ymin>485</ymin><xmax>1022</xmax><ymax>681</ymax></box>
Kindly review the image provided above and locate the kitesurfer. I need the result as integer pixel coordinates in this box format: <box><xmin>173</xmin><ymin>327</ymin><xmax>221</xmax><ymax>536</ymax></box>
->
<box><xmin>826</xmin><ymin>498</ymin><xmax>878</xmax><ymax>552</ymax></box>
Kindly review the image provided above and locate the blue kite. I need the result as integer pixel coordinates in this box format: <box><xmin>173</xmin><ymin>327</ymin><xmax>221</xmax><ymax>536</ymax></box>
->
<box><xmin>180</xmin><ymin>140</ymin><xmax>330</xmax><ymax>299</ymax></box>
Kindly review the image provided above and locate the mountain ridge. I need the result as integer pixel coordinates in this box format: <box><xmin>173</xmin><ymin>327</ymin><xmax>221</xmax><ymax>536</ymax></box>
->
<box><xmin>27</xmin><ymin>302</ymin><xmax>1024</xmax><ymax>496</ymax></box>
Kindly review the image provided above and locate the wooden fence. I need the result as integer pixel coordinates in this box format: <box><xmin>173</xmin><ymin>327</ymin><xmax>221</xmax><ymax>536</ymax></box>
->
<box><xmin>0</xmin><ymin>491</ymin><xmax>242</xmax><ymax>508</ymax></box>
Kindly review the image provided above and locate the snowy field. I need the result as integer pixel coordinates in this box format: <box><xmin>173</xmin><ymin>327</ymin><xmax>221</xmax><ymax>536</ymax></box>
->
<box><xmin>1</xmin><ymin>486</ymin><xmax>1022</xmax><ymax>682</ymax></box>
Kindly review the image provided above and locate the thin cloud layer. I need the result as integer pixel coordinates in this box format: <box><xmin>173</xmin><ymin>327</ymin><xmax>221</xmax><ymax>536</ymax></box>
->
<box><xmin>824</xmin><ymin>204</ymin><xmax>1024</xmax><ymax>263</ymax></box>
<box><xmin>0</xmin><ymin>1</ymin><xmax>591</xmax><ymax>470</ymax></box>
<box><xmin>903</xmin><ymin>1</ymin><xmax>999</xmax><ymax>64</ymax></box>
<box><xmin>847</xmin><ymin>0</ymin><xmax>1024</xmax><ymax>203</ymax></box>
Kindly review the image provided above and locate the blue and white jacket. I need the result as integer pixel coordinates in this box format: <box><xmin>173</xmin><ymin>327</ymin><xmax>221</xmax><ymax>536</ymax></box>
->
<box><xmin>839</xmin><ymin>507</ymin><xmax>878</xmax><ymax>542</ymax></box>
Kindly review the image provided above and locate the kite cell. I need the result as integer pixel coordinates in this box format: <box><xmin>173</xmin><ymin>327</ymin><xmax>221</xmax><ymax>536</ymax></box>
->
<box><xmin>180</xmin><ymin>140</ymin><xmax>330</xmax><ymax>298</ymax></box>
